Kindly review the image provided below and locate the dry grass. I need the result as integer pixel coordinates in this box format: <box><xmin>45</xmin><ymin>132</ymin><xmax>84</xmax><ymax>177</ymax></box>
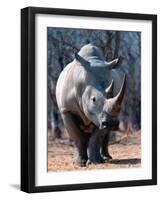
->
<box><xmin>48</xmin><ymin>130</ymin><xmax>141</xmax><ymax>172</ymax></box>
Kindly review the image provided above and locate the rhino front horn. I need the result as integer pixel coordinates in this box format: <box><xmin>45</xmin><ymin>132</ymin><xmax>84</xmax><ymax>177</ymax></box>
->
<box><xmin>115</xmin><ymin>74</ymin><xmax>126</xmax><ymax>105</ymax></box>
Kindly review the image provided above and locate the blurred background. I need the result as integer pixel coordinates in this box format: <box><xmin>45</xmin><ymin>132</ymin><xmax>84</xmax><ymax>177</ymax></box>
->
<box><xmin>47</xmin><ymin>27</ymin><xmax>141</xmax><ymax>140</ymax></box>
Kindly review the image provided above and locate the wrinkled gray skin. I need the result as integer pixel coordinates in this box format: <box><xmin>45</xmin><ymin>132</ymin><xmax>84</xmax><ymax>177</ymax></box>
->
<box><xmin>56</xmin><ymin>44</ymin><xmax>126</xmax><ymax>165</ymax></box>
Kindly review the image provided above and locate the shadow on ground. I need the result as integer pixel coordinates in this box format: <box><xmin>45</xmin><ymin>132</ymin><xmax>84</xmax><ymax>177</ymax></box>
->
<box><xmin>109</xmin><ymin>158</ymin><xmax>141</xmax><ymax>165</ymax></box>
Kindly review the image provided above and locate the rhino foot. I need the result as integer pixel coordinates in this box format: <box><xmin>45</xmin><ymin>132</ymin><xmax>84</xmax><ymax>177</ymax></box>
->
<box><xmin>76</xmin><ymin>158</ymin><xmax>87</xmax><ymax>167</ymax></box>
<box><xmin>102</xmin><ymin>155</ymin><xmax>112</xmax><ymax>163</ymax></box>
<box><xmin>87</xmin><ymin>154</ymin><xmax>105</xmax><ymax>165</ymax></box>
<box><xmin>75</xmin><ymin>154</ymin><xmax>88</xmax><ymax>167</ymax></box>
<box><xmin>101</xmin><ymin>152</ymin><xmax>113</xmax><ymax>162</ymax></box>
<box><xmin>86</xmin><ymin>159</ymin><xmax>104</xmax><ymax>165</ymax></box>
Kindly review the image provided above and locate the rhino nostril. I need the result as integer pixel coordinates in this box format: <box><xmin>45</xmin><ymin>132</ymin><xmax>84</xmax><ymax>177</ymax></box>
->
<box><xmin>102</xmin><ymin>119</ymin><xmax>119</xmax><ymax>128</ymax></box>
<box><xmin>116</xmin><ymin>120</ymin><xmax>119</xmax><ymax>127</ymax></box>
<box><xmin>102</xmin><ymin>121</ymin><xmax>108</xmax><ymax>126</ymax></box>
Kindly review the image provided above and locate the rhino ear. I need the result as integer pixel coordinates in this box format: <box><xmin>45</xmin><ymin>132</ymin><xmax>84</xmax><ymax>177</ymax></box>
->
<box><xmin>105</xmin><ymin>56</ymin><xmax>124</xmax><ymax>69</ymax></box>
<box><xmin>105</xmin><ymin>58</ymin><xmax>119</xmax><ymax>69</ymax></box>
<box><xmin>75</xmin><ymin>53</ymin><xmax>90</xmax><ymax>70</ymax></box>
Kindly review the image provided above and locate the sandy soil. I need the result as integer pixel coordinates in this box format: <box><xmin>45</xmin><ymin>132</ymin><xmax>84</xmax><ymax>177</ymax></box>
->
<box><xmin>48</xmin><ymin>130</ymin><xmax>141</xmax><ymax>172</ymax></box>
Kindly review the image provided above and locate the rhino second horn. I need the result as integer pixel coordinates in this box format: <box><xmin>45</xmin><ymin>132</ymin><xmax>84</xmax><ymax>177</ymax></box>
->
<box><xmin>114</xmin><ymin>74</ymin><xmax>126</xmax><ymax>105</ymax></box>
<box><xmin>105</xmin><ymin>75</ymin><xmax>126</xmax><ymax>116</ymax></box>
<box><xmin>105</xmin><ymin>80</ymin><xmax>114</xmax><ymax>98</ymax></box>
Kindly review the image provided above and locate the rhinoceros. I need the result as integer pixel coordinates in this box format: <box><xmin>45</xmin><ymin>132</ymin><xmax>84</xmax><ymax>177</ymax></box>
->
<box><xmin>56</xmin><ymin>44</ymin><xmax>126</xmax><ymax>165</ymax></box>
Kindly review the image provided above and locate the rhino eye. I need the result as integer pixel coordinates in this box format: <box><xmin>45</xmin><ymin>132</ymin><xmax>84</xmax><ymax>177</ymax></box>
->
<box><xmin>91</xmin><ymin>96</ymin><xmax>96</xmax><ymax>103</ymax></box>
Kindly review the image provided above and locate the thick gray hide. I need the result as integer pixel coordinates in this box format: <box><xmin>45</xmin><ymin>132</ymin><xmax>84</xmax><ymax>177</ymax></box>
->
<box><xmin>56</xmin><ymin>44</ymin><xmax>126</xmax><ymax>165</ymax></box>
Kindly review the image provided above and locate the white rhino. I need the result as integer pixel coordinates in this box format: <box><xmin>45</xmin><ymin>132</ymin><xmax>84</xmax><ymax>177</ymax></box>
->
<box><xmin>56</xmin><ymin>44</ymin><xmax>126</xmax><ymax>165</ymax></box>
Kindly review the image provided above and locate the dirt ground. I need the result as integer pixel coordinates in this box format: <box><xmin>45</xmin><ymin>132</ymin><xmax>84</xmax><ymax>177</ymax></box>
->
<box><xmin>48</xmin><ymin>130</ymin><xmax>141</xmax><ymax>172</ymax></box>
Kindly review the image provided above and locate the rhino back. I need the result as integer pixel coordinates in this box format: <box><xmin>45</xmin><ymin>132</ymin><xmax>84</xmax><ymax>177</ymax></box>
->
<box><xmin>56</xmin><ymin>61</ymin><xmax>88</xmax><ymax>116</ymax></box>
<box><xmin>56</xmin><ymin>62</ymin><xmax>75</xmax><ymax>111</ymax></box>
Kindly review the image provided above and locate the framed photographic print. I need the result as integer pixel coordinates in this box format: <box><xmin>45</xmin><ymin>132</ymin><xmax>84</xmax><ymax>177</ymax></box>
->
<box><xmin>21</xmin><ymin>7</ymin><xmax>157</xmax><ymax>193</ymax></box>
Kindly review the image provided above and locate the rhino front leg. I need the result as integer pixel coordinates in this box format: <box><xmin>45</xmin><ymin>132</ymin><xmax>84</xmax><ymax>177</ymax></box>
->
<box><xmin>100</xmin><ymin>133</ymin><xmax>112</xmax><ymax>162</ymax></box>
<box><xmin>87</xmin><ymin>129</ymin><xmax>104</xmax><ymax>164</ymax></box>
<box><xmin>61</xmin><ymin>112</ymin><xmax>88</xmax><ymax>166</ymax></box>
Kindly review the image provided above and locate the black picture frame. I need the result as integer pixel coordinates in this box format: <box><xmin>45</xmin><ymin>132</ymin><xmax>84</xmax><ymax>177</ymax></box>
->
<box><xmin>21</xmin><ymin>6</ymin><xmax>157</xmax><ymax>193</ymax></box>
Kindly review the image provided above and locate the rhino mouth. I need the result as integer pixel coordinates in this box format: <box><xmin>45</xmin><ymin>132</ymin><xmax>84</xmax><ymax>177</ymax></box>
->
<box><xmin>100</xmin><ymin>118</ymin><xmax>119</xmax><ymax>130</ymax></box>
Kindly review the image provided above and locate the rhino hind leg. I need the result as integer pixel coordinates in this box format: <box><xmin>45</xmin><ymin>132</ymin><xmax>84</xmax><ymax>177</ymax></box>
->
<box><xmin>61</xmin><ymin>112</ymin><xmax>88</xmax><ymax>166</ymax></box>
<box><xmin>100</xmin><ymin>133</ymin><xmax>112</xmax><ymax>162</ymax></box>
<box><xmin>51</xmin><ymin>124</ymin><xmax>61</xmax><ymax>139</ymax></box>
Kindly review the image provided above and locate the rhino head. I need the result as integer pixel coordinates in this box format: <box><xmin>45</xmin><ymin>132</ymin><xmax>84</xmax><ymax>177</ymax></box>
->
<box><xmin>75</xmin><ymin>53</ymin><xmax>126</xmax><ymax>130</ymax></box>
<box><xmin>76</xmin><ymin>44</ymin><xmax>122</xmax><ymax>85</ymax></box>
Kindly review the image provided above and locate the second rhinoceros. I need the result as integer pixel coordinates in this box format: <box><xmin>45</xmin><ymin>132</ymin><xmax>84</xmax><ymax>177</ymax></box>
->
<box><xmin>56</xmin><ymin>44</ymin><xmax>126</xmax><ymax>165</ymax></box>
